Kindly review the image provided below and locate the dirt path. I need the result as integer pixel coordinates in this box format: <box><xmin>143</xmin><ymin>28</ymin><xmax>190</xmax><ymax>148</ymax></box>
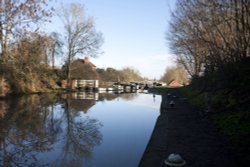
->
<box><xmin>139</xmin><ymin>88</ymin><xmax>238</xmax><ymax>167</ymax></box>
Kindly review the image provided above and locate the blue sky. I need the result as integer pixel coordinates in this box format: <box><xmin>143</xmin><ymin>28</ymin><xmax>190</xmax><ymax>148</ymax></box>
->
<box><xmin>46</xmin><ymin>0</ymin><xmax>176</xmax><ymax>79</ymax></box>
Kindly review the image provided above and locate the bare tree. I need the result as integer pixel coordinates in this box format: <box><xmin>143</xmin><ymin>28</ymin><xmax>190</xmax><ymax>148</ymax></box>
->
<box><xmin>167</xmin><ymin>0</ymin><xmax>206</xmax><ymax>77</ymax></box>
<box><xmin>160</xmin><ymin>66</ymin><xmax>188</xmax><ymax>84</ymax></box>
<box><xmin>120</xmin><ymin>67</ymin><xmax>143</xmax><ymax>82</ymax></box>
<box><xmin>60</xmin><ymin>3</ymin><xmax>103</xmax><ymax>79</ymax></box>
<box><xmin>168</xmin><ymin>0</ymin><xmax>250</xmax><ymax>77</ymax></box>
<box><xmin>0</xmin><ymin>0</ymin><xmax>53</xmax><ymax>61</ymax></box>
<box><xmin>45</xmin><ymin>32</ymin><xmax>63</xmax><ymax>68</ymax></box>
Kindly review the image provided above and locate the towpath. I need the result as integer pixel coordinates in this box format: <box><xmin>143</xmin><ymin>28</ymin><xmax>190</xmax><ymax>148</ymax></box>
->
<box><xmin>139</xmin><ymin>88</ymin><xmax>239</xmax><ymax>167</ymax></box>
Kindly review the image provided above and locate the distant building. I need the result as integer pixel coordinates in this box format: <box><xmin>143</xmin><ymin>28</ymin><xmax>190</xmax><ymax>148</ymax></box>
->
<box><xmin>168</xmin><ymin>80</ymin><xmax>183</xmax><ymax>88</ymax></box>
<box><xmin>61</xmin><ymin>57</ymin><xmax>99</xmax><ymax>89</ymax></box>
<box><xmin>69</xmin><ymin>57</ymin><xmax>99</xmax><ymax>80</ymax></box>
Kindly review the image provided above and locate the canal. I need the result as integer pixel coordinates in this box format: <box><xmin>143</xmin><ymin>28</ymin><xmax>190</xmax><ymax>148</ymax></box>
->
<box><xmin>0</xmin><ymin>92</ymin><xmax>161</xmax><ymax>167</ymax></box>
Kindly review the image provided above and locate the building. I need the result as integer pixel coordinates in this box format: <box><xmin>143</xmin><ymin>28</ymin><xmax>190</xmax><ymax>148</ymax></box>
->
<box><xmin>61</xmin><ymin>57</ymin><xmax>99</xmax><ymax>89</ymax></box>
<box><xmin>70</xmin><ymin>57</ymin><xmax>98</xmax><ymax>80</ymax></box>
<box><xmin>168</xmin><ymin>80</ymin><xmax>183</xmax><ymax>88</ymax></box>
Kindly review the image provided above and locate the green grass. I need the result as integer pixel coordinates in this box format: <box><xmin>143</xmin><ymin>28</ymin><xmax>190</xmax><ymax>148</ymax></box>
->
<box><xmin>154</xmin><ymin>86</ymin><xmax>169</xmax><ymax>90</ymax></box>
<box><xmin>212</xmin><ymin>112</ymin><xmax>250</xmax><ymax>145</ymax></box>
<box><xmin>180</xmin><ymin>86</ymin><xmax>250</xmax><ymax>162</ymax></box>
<box><xmin>212</xmin><ymin>111</ymin><xmax>250</xmax><ymax>161</ymax></box>
<box><xmin>179</xmin><ymin>86</ymin><xmax>206</xmax><ymax>108</ymax></box>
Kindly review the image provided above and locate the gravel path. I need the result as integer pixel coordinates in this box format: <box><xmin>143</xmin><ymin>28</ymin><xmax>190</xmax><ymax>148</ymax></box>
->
<box><xmin>139</xmin><ymin>88</ymin><xmax>239</xmax><ymax>167</ymax></box>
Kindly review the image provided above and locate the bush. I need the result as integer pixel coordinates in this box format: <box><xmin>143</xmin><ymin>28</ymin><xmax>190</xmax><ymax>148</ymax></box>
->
<box><xmin>0</xmin><ymin>75</ymin><xmax>10</xmax><ymax>96</ymax></box>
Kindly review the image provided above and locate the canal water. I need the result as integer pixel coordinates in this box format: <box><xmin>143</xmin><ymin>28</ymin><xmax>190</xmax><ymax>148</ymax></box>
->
<box><xmin>0</xmin><ymin>92</ymin><xmax>161</xmax><ymax>167</ymax></box>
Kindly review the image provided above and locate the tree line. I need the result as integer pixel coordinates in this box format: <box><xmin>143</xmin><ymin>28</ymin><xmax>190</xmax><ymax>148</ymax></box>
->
<box><xmin>168</xmin><ymin>0</ymin><xmax>250</xmax><ymax>112</ymax></box>
<box><xmin>169</xmin><ymin>0</ymin><xmax>250</xmax><ymax>78</ymax></box>
<box><xmin>167</xmin><ymin>1</ymin><xmax>250</xmax><ymax>162</ymax></box>
<box><xmin>0</xmin><ymin>1</ymin><xmax>104</xmax><ymax>94</ymax></box>
<box><xmin>0</xmin><ymin>1</ymin><xmax>146</xmax><ymax>96</ymax></box>
<box><xmin>97</xmin><ymin>67</ymin><xmax>143</xmax><ymax>83</ymax></box>
<box><xmin>160</xmin><ymin>66</ymin><xmax>189</xmax><ymax>85</ymax></box>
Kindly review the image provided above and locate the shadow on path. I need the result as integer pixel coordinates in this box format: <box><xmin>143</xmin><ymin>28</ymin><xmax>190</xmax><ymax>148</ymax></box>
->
<box><xmin>139</xmin><ymin>88</ymin><xmax>238</xmax><ymax>167</ymax></box>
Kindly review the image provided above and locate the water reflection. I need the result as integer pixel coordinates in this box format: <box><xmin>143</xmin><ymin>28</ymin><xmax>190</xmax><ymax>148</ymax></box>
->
<box><xmin>0</xmin><ymin>94</ymin><xmax>57</xmax><ymax>166</ymax></box>
<box><xmin>98</xmin><ymin>92</ymin><xmax>138</xmax><ymax>102</ymax></box>
<box><xmin>0</xmin><ymin>92</ymin><xmax>159</xmax><ymax>167</ymax></box>
<box><xmin>0</xmin><ymin>94</ymin><xmax>102</xmax><ymax>167</ymax></box>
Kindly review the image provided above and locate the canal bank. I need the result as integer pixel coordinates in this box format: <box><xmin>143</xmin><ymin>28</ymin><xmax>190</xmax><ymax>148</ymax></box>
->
<box><xmin>139</xmin><ymin>88</ymin><xmax>238</xmax><ymax>167</ymax></box>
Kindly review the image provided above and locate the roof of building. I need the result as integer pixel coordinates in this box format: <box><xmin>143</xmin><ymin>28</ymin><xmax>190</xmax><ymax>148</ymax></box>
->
<box><xmin>82</xmin><ymin>57</ymin><xmax>96</xmax><ymax>68</ymax></box>
<box><xmin>168</xmin><ymin>80</ymin><xmax>183</xmax><ymax>87</ymax></box>
<box><xmin>70</xmin><ymin>57</ymin><xmax>99</xmax><ymax>80</ymax></box>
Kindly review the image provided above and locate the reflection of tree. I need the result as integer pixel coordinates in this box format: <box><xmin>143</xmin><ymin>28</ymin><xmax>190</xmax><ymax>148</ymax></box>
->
<box><xmin>68</xmin><ymin>99</ymin><xmax>96</xmax><ymax>113</ymax></box>
<box><xmin>0</xmin><ymin>94</ymin><xmax>59</xmax><ymax>167</ymax></box>
<box><xmin>0</xmin><ymin>93</ymin><xmax>103</xmax><ymax>167</ymax></box>
<box><xmin>52</xmin><ymin>99</ymin><xmax>102</xmax><ymax>167</ymax></box>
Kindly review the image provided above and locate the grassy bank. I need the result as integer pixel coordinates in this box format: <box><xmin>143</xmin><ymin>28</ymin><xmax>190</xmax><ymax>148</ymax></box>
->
<box><xmin>179</xmin><ymin>86</ymin><xmax>250</xmax><ymax>163</ymax></box>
